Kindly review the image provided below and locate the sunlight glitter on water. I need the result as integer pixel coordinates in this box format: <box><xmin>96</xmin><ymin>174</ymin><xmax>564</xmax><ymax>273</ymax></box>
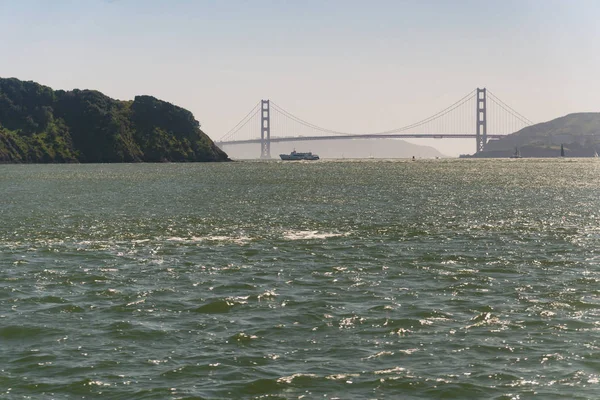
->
<box><xmin>2</xmin><ymin>160</ymin><xmax>600</xmax><ymax>398</ymax></box>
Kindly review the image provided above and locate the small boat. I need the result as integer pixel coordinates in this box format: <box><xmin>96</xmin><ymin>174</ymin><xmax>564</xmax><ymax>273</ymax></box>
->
<box><xmin>280</xmin><ymin>150</ymin><xmax>319</xmax><ymax>161</ymax></box>
<box><xmin>594</xmin><ymin>150</ymin><xmax>598</xmax><ymax>158</ymax></box>
<box><xmin>510</xmin><ymin>147</ymin><xmax>522</xmax><ymax>159</ymax></box>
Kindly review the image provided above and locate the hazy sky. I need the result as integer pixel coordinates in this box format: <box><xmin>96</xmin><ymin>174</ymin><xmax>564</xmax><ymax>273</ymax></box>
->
<box><xmin>1</xmin><ymin>0</ymin><xmax>599</xmax><ymax>156</ymax></box>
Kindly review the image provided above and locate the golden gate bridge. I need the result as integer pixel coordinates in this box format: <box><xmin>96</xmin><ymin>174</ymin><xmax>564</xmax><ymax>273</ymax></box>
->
<box><xmin>216</xmin><ymin>88</ymin><xmax>533</xmax><ymax>158</ymax></box>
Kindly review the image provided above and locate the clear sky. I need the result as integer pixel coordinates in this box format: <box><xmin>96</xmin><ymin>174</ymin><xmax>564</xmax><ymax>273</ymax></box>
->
<box><xmin>1</xmin><ymin>0</ymin><xmax>599</xmax><ymax>156</ymax></box>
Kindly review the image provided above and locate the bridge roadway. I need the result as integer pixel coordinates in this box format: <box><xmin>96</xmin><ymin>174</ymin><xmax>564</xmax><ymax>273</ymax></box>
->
<box><xmin>217</xmin><ymin>133</ymin><xmax>507</xmax><ymax>146</ymax></box>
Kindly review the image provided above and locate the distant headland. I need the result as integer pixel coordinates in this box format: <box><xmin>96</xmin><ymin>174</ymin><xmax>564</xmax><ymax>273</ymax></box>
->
<box><xmin>462</xmin><ymin>112</ymin><xmax>600</xmax><ymax>158</ymax></box>
<box><xmin>0</xmin><ymin>77</ymin><xmax>229</xmax><ymax>163</ymax></box>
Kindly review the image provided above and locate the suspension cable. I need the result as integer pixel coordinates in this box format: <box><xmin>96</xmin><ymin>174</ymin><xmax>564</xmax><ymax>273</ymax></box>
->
<box><xmin>220</xmin><ymin>101</ymin><xmax>261</xmax><ymax>141</ymax></box>
<box><xmin>486</xmin><ymin>90</ymin><xmax>533</xmax><ymax>125</ymax></box>
<box><xmin>270</xmin><ymin>90</ymin><xmax>476</xmax><ymax>136</ymax></box>
<box><xmin>487</xmin><ymin>96</ymin><xmax>532</xmax><ymax>128</ymax></box>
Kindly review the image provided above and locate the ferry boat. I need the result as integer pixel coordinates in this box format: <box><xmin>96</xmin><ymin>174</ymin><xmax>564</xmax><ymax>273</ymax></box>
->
<box><xmin>280</xmin><ymin>150</ymin><xmax>319</xmax><ymax>161</ymax></box>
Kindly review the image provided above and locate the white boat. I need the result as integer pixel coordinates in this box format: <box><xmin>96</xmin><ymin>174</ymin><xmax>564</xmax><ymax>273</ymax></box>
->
<box><xmin>280</xmin><ymin>150</ymin><xmax>319</xmax><ymax>161</ymax></box>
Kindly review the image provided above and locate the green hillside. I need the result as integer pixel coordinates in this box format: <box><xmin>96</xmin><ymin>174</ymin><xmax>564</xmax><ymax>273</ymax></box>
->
<box><xmin>0</xmin><ymin>77</ymin><xmax>229</xmax><ymax>163</ymax></box>
<box><xmin>469</xmin><ymin>113</ymin><xmax>600</xmax><ymax>158</ymax></box>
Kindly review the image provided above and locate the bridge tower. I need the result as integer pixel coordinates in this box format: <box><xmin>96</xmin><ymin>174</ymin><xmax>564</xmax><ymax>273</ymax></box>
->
<box><xmin>476</xmin><ymin>88</ymin><xmax>487</xmax><ymax>153</ymax></box>
<box><xmin>261</xmin><ymin>100</ymin><xmax>271</xmax><ymax>159</ymax></box>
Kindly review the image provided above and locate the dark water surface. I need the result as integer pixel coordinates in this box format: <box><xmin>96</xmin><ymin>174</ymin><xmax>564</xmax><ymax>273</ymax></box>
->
<box><xmin>2</xmin><ymin>159</ymin><xmax>600</xmax><ymax>399</ymax></box>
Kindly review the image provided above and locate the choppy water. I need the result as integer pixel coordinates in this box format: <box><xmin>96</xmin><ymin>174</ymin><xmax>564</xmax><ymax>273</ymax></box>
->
<box><xmin>2</xmin><ymin>159</ymin><xmax>600</xmax><ymax>399</ymax></box>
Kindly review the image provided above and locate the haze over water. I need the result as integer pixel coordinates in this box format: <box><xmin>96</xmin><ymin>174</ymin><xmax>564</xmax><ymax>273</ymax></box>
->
<box><xmin>2</xmin><ymin>159</ymin><xmax>600</xmax><ymax>399</ymax></box>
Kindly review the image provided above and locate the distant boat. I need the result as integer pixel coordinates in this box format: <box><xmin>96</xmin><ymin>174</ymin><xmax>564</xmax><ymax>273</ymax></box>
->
<box><xmin>280</xmin><ymin>150</ymin><xmax>319</xmax><ymax>161</ymax></box>
<box><xmin>594</xmin><ymin>150</ymin><xmax>598</xmax><ymax>158</ymax></box>
<box><xmin>560</xmin><ymin>144</ymin><xmax>565</xmax><ymax>157</ymax></box>
<box><xmin>510</xmin><ymin>147</ymin><xmax>522</xmax><ymax>159</ymax></box>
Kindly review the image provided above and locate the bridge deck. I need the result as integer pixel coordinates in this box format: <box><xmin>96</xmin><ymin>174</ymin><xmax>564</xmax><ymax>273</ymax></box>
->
<box><xmin>218</xmin><ymin>133</ymin><xmax>507</xmax><ymax>146</ymax></box>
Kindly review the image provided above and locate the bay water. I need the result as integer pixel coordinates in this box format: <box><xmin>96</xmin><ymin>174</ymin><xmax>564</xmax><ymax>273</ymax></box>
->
<box><xmin>1</xmin><ymin>159</ymin><xmax>600</xmax><ymax>399</ymax></box>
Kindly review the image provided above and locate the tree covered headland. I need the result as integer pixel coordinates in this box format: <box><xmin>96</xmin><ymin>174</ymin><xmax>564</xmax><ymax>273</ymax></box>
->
<box><xmin>0</xmin><ymin>77</ymin><xmax>229</xmax><ymax>162</ymax></box>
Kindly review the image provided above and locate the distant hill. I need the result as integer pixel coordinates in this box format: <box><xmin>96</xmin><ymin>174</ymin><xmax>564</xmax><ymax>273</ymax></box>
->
<box><xmin>465</xmin><ymin>112</ymin><xmax>600</xmax><ymax>158</ymax></box>
<box><xmin>0</xmin><ymin>77</ymin><xmax>229</xmax><ymax>163</ymax></box>
<box><xmin>223</xmin><ymin>139</ymin><xmax>445</xmax><ymax>159</ymax></box>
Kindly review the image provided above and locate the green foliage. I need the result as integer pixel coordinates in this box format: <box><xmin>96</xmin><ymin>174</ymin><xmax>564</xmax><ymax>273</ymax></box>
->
<box><xmin>0</xmin><ymin>77</ymin><xmax>229</xmax><ymax>163</ymax></box>
<box><xmin>131</xmin><ymin>95</ymin><xmax>228</xmax><ymax>162</ymax></box>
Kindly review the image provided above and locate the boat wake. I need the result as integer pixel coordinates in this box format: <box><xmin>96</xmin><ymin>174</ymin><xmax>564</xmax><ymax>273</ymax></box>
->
<box><xmin>282</xmin><ymin>230</ymin><xmax>346</xmax><ymax>240</ymax></box>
